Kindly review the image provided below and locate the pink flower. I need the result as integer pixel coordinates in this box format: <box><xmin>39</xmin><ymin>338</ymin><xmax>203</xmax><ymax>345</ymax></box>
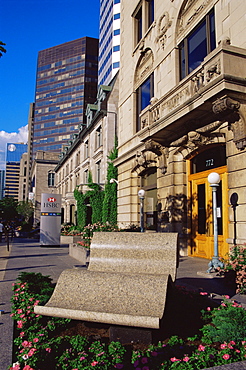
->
<box><xmin>33</xmin><ymin>338</ymin><xmax>39</xmax><ymax>343</ymax></box>
<box><xmin>206</xmin><ymin>307</ymin><xmax>211</xmax><ymax>311</ymax></box>
<box><xmin>17</xmin><ymin>321</ymin><xmax>23</xmax><ymax>329</ymax></box>
<box><xmin>230</xmin><ymin>341</ymin><xmax>236</xmax><ymax>345</ymax></box>
<box><xmin>198</xmin><ymin>345</ymin><xmax>206</xmax><ymax>351</ymax></box>
<box><xmin>45</xmin><ymin>348</ymin><xmax>51</xmax><ymax>353</ymax></box>
<box><xmin>23</xmin><ymin>367</ymin><xmax>34</xmax><ymax>370</ymax></box>
<box><xmin>28</xmin><ymin>348</ymin><xmax>36</xmax><ymax>357</ymax></box>
<box><xmin>220</xmin><ymin>343</ymin><xmax>227</xmax><ymax>349</ymax></box>
<box><xmin>17</xmin><ymin>309</ymin><xmax>23</xmax><ymax>314</ymax></box>
<box><xmin>235</xmin><ymin>349</ymin><xmax>241</xmax><ymax>353</ymax></box>
<box><xmin>22</xmin><ymin>341</ymin><xmax>32</xmax><ymax>348</ymax></box>
<box><xmin>200</xmin><ymin>292</ymin><xmax>208</xmax><ymax>295</ymax></box>
<box><xmin>91</xmin><ymin>361</ymin><xmax>98</xmax><ymax>366</ymax></box>
<box><xmin>183</xmin><ymin>356</ymin><xmax>190</xmax><ymax>362</ymax></box>
<box><xmin>224</xmin><ymin>295</ymin><xmax>230</xmax><ymax>299</ymax></box>
<box><xmin>222</xmin><ymin>354</ymin><xmax>230</xmax><ymax>360</ymax></box>
<box><xmin>80</xmin><ymin>356</ymin><xmax>86</xmax><ymax>360</ymax></box>
<box><xmin>170</xmin><ymin>357</ymin><xmax>180</xmax><ymax>362</ymax></box>
<box><xmin>20</xmin><ymin>332</ymin><xmax>25</xmax><ymax>337</ymax></box>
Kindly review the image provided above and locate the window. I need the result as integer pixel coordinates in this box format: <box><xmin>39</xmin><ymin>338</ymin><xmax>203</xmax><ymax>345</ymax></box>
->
<box><xmin>136</xmin><ymin>73</ymin><xmax>154</xmax><ymax>131</ymax></box>
<box><xmin>147</xmin><ymin>0</ymin><xmax>154</xmax><ymax>28</ymax></box>
<box><xmin>113</xmin><ymin>29</ymin><xmax>120</xmax><ymax>36</ymax></box>
<box><xmin>133</xmin><ymin>1</ymin><xmax>154</xmax><ymax>45</ymax></box>
<box><xmin>84</xmin><ymin>169</ymin><xmax>89</xmax><ymax>184</ymax></box>
<box><xmin>84</xmin><ymin>140</ymin><xmax>89</xmax><ymax>158</ymax></box>
<box><xmin>179</xmin><ymin>9</ymin><xmax>216</xmax><ymax>80</ymax></box>
<box><xmin>48</xmin><ymin>171</ymin><xmax>55</xmax><ymax>187</ymax></box>
<box><xmin>113</xmin><ymin>62</ymin><xmax>120</xmax><ymax>69</ymax></box>
<box><xmin>114</xmin><ymin>0</ymin><xmax>120</xmax><ymax>3</ymax></box>
<box><xmin>96</xmin><ymin>161</ymin><xmax>101</xmax><ymax>184</ymax></box>
<box><xmin>96</xmin><ymin>126</ymin><xmax>102</xmax><ymax>149</ymax></box>
<box><xmin>135</xmin><ymin>7</ymin><xmax>142</xmax><ymax>44</ymax></box>
<box><xmin>113</xmin><ymin>45</ymin><xmax>120</xmax><ymax>52</ymax></box>
<box><xmin>114</xmin><ymin>13</ymin><xmax>120</xmax><ymax>20</ymax></box>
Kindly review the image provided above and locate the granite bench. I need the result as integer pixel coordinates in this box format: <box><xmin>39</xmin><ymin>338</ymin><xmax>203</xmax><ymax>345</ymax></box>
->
<box><xmin>34</xmin><ymin>232</ymin><xmax>178</xmax><ymax>329</ymax></box>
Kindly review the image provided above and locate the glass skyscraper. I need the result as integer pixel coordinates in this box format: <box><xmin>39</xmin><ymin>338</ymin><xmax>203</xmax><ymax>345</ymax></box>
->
<box><xmin>32</xmin><ymin>37</ymin><xmax>98</xmax><ymax>157</ymax></box>
<box><xmin>98</xmin><ymin>0</ymin><xmax>121</xmax><ymax>86</ymax></box>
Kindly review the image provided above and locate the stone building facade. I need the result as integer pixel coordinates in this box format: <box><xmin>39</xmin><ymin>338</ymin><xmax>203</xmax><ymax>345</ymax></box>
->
<box><xmin>55</xmin><ymin>76</ymin><xmax>118</xmax><ymax>225</ymax></box>
<box><xmin>30</xmin><ymin>151</ymin><xmax>59</xmax><ymax>225</ymax></box>
<box><xmin>115</xmin><ymin>0</ymin><xmax>246</xmax><ymax>258</ymax></box>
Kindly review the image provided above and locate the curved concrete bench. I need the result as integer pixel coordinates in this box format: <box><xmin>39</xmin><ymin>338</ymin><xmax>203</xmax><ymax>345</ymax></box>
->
<box><xmin>35</xmin><ymin>232</ymin><xmax>178</xmax><ymax>329</ymax></box>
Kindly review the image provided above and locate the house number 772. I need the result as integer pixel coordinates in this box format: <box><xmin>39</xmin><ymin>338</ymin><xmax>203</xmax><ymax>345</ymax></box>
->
<box><xmin>206</xmin><ymin>159</ymin><xmax>214</xmax><ymax>167</ymax></box>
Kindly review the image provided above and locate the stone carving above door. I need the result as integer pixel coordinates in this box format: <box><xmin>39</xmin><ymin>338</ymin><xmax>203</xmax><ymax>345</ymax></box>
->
<box><xmin>132</xmin><ymin>140</ymin><xmax>168</xmax><ymax>175</ymax></box>
<box><xmin>212</xmin><ymin>96</ymin><xmax>246</xmax><ymax>150</ymax></box>
<box><xmin>170</xmin><ymin>121</ymin><xmax>225</xmax><ymax>155</ymax></box>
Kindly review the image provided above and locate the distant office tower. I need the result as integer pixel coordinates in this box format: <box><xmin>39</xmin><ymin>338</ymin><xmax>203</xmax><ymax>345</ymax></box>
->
<box><xmin>32</xmin><ymin>37</ymin><xmax>98</xmax><ymax>158</ymax></box>
<box><xmin>0</xmin><ymin>170</ymin><xmax>5</xmax><ymax>200</ymax></box>
<box><xmin>5</xmin><ymin>143</ymin><xmax>27</xmax><ymax>199</ymax></box>
<box><xmin>98</xmin><ymin>0</ymin><xmax>121</xmax><ymax>86</ymax></box>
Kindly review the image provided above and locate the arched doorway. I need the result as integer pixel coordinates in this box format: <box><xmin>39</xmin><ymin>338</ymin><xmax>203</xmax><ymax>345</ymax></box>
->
<box><xmin>188</xmin><ymin>145</ymin><xmax>228</xmax><ymax>259</ymax></box>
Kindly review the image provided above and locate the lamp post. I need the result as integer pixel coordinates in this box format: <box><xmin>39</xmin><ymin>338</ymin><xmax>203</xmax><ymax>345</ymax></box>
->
<box><xmin>138</xmin><ymin>189</ymin><xmax>145</xmax><ymax>232</ymax></box>
<box><xmin>207</xmin><ymin>172</ymin><xmax>224</xmax><ymax>273</ymax></box>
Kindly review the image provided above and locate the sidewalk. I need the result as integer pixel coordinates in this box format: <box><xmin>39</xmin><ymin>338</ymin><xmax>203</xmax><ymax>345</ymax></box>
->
<box><xmin>0</xmin><ymin>238</ymin><xmax>245</xmax><ymax>370</ymax></box>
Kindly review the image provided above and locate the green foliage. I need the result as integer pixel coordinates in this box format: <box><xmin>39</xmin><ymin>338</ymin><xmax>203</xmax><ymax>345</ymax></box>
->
<box><xmin>102</xmin><ymin>139</ymin><xmax>118</xmax><ymax>225</ymax></box>
<box><xmin>0</xmin><ymin>41</ymin><xmax>6</xmax><ymax>58</ymax></box>
<box><xmin>201</xmin><ymin>297</ymin><xmax>246</xmax><ymax>343</ymax></box>
<box><xmin>74</xmin><ymin>187</ymin><xmax>87</xmax><ymax>228</ymax></box>
<box><xmin>87</xmin><ymin>173</ymin><xmax>104</xmax><ymax>224</ymax></box>
<box><xmin>10</xmin><ymin>275</ymin><xmax>246</xmax><ymax>370</ymax></box>
<box><xmin>223</xmin><ymin>245</ymin><xmax>246</xmax><ymax>294</ymax></box>
<box><xmin>0</xmin><ymin>197</ymin><xmax>18</xmax><ymax>221</ymax></box>
<box><xmin>17</xmin><ymin>200</ymin><xmax>34</xmax><ymax>223</ymax></box>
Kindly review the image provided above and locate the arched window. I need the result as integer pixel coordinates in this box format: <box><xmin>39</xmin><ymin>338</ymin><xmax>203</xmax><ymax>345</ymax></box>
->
<box><xmin>48</xmin><ymin>171</ymin><xmax>55</xmax><ymax>187</ymax></box>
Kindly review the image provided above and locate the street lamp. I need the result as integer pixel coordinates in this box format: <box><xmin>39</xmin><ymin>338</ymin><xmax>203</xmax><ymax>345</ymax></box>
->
<box><xmin>138</xmin><ymin>189</ymin><xmax>145</xmax><ymax>232</ymax></box>
<box><xmin>207</xmin><ymin>172</ymin><xmax>224</xmax><ymax>273</ymax></box>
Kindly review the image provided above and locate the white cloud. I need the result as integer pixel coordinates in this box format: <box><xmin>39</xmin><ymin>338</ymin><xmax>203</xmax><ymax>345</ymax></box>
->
<box><xmin>0</xmin><ymin>125</ymin><xmax>28</xmax><ymax>170</ymax></box>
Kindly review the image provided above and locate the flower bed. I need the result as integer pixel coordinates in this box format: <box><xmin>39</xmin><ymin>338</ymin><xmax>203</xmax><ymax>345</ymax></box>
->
<box><xmin>9</xmin><ymin>273</ymin><xmax>246</xmax><ymax>370</ymax></box>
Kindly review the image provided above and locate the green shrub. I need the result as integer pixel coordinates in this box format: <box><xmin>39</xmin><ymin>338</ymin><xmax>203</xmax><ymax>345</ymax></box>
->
<box><xmin>201</xmin><ymin>297</ymin><xmax>246</xmax><ymax>343</ymax></box>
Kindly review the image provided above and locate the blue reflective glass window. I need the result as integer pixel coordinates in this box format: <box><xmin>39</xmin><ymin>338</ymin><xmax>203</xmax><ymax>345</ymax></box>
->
<box><xmin>113</xmin><ymin>45</ymin><xmax>120</xmax><ymax>52</ymax></box>
<box><xmin>114</xmin><ymin>13</ymin><xmax>120</xmax><ymax>20</ymax></box>
<box><xmin>179</xmin><ymin>9</ymin><xmax>216</xmax><ymax>80</ymax></box>
<box><xmin>136</xmin><ymin>73</ymin><xmax>154</xmax><ymax>131</ymax></box>
<box><xmin>113</xmin><ymin>29</ymin><xmax>120</xmax><ymax>36</ymax></box>
<box><xmin>113</xmin><ymin>62</ymin><xmax>120</xmax><ymax>69</ymax></box>
<box><xmin>114</xmin><ymin>0</ymin><xmax>120</xmax><ymax>3</ymax></box>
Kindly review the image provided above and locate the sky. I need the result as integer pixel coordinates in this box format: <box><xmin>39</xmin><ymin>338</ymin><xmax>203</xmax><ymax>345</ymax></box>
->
<box><xmin>0</xmin><ymin>0</ymin><xmax>99</xmax><ymax>169</ymax></box>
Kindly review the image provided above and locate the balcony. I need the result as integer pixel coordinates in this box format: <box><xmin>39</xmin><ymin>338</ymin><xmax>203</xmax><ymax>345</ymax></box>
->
<box><xmin>139</xmin><ymin>42</ymin><xmax>246</xmax><ymax>146</ymax></box>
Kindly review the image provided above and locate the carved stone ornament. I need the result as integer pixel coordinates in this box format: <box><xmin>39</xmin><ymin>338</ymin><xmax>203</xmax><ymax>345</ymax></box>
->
<box><xmin>229</xmin><ymin>104</ymin><xmax>246</xmax><ymax>150</ymax></box>
<box><xmin>135</xmin><ymin>49</ymin><xmax>154</xmax><ymax>85</ymax></box>
<box><xmin>144</xmin><ymin>140</ymin><xmax>169</xmax><ymax>174</ymax></box>
<box><xmin>212</xmin><ymin>96</ymin><xmax>240</xmax><ymax>115</ymax></box>
<box><xmin>170</xmin><ymin>121</ymin><xmax>224</xmax><ymax>150</ymax></box>
<box><xmin>156</xmin><ymin>12</ymin><xmax>172</xmax><ymax>50</ymax></box>
<box><xmin>177</xmin><ymin>0</ymin><xmax>211</xmax><ymax>36</ymax></box>
<box><xmin>212</xmin><ymin>96</ymin><xmax>246</xmax><ymax>150</ymax></box>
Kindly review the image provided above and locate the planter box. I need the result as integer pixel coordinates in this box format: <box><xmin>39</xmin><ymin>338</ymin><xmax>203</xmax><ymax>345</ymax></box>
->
<box><xmin>60</xmin><ymin>235</ymin><xmax>82</xmax><ymax>245</ymax></box>
<box><xmin>69</xmin><ymin>243</ymin><xmax>90</xmax><ymax>266</ymax></box>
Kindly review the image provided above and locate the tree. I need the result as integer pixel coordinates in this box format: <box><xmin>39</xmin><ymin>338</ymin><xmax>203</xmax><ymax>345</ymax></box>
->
<box><xmin>0</xmin><ymin>197</ymin><xmax>18</xmax><ymax>221</ymax></box>
<box><xmin>0</xmin><ymin>41</ymin><xmax>6</xmax><ymax>58</ymax></box>
<box><xmin>17</xmin><ymin>200</ymin><xmax>34</xmax><ymax>224</ymax></box>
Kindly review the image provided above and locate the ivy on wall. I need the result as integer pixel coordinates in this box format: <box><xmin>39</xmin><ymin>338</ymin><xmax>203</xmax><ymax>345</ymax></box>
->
<box><xmin>74</xmin><ymin>139</ymin><xmax>118</xmax><ymax>229</ymax></box>
<box><xmin>102</xmin><ymin>140</ymin><xmax>118</xmax><ymax>225</ymax></box>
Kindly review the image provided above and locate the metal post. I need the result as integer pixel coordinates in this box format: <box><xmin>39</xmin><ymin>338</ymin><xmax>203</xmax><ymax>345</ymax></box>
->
<box><xmin>138</xmin><ymin>189</ymin><xmax>145</xmax><ymax>233</ymax></box>
<box><xmin>207</xmin><ymin>172</ymin><xmax>224</xmax><ymax>273</ymax></box>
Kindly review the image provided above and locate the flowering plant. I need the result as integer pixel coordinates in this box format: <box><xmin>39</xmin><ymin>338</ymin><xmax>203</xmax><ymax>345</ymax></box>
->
<box><xmin>10</xmin><ymin>274</ymin><xmax>246</xmax><ymax>370</ymax></box>
<box><xmin>223</xmin><ymin>244</ymin><xmax>246</xmax><ymax>294</ymax></box>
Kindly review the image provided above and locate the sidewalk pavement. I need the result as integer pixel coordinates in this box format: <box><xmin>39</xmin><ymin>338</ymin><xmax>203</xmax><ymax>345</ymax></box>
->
<box><xmin>0</xmin><ymin>238</ymin><xmax>245</xmax><ymax>370</ymax></box>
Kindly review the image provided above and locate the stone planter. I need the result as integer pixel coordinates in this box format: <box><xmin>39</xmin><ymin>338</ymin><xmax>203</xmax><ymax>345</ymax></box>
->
<box><xmin>69</xmin><ymin>243</ymin><xmax>90</xmax><ymax>266</ymax></box>
<box><xmin>60</xmin><ymin>235</ymin><xmax>82</xmax><ymax>245</ymax></box>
